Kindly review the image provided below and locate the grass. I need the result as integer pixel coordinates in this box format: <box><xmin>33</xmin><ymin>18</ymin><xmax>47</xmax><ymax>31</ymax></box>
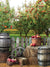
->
<box><xmin>9</xmin><ymin>34</ymin><xmax>50</xmax><ymax>40</ymax></box>
<box><xmin>10</xmin><ymin>33</ymin><xmax>50</xmax><ymax>36</ymax></box>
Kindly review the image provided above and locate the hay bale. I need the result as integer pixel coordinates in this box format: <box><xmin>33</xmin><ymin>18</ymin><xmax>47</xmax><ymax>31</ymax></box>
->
<box><xmin>23</xmin><ymin>47</ymin><xmax>30</xmax><ymax>58</ymax></box>
<box><xmin>30</xmin><ymin>48</ymin><xmax>37</xmax><ymax>57</ymax></box>
<box><xmin>23</xmin><ymin>46</ymin><xmax>39</xmax><ymax>65</ymax></box>
<box><xmin>28</xmin><ymin>57</ymin><xmax>38</xmax><ymax>65</ymax></box>
<box><xmin>23</xmin><ymin>46</ymin><xmax>38</xmax><ymax>58</ymax></box>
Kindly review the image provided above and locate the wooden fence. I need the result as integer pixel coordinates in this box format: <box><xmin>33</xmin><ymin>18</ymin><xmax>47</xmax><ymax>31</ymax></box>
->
<box><xmin>11</xmin><ymin>37</ymin><xmax>32</xmax><ymax>49</ymax></box>
<box><xmin>11</xmin><ymin>37</ymin><xmax>50</xmax><ymax>49</ymax></box>
<box><xmin>10</xmin><ymin>37</ymin><xmax>50</xmax><ymax>57</ymax></box>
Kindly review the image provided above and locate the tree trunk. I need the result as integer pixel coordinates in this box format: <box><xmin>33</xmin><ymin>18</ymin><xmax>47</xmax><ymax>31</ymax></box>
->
<box><xmin>20</xmin><ymin>32</ymin><xmax>22</xmax><ymax>37</ymax></box>
<box><xmin>38</xmin><ymin>33</ymin><xmax>40</xmax><ymax>36</ymax></box>
<box><xmin>0</xmin><ymin>29</ymin><xmax>3</xmax><ymax>33</ymax></box>
<box><xmin>45</xmin><ymin>29</ymin><xmax>49</xmax><ymax>37</ymax></box>
<box><xmin>25</xmin><ymin>33</ymin><xmax>27</xmax><ymax>37</ymax></box>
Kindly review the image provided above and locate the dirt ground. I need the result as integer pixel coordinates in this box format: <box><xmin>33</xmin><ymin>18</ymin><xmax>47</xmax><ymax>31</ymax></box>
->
<box><xmin>0</xmin><ymin>63</ymin><xmax>50</xmax><ymax>67</ymax></box>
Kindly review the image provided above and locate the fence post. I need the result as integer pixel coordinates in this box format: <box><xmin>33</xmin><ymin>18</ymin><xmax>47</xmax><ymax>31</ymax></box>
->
<box><xmin>25</xmin><ymin>37</ymin><xmax>28</xmax><ymax>48</ymax></box>
<box><xmin>11</xmin><ymin>37</ymin><xmax>15</xmax><ymax>50</ymax></box>
<box><xmin>16</xmin><ymin>37</ymin><xmax>20</xmax><ymax>47</ymax></box>
<box><xmin>43</xmin><ymin>37</ymin><xmax>46</xmax><ymax>45</ymax></box>
<box><xmin>29</xmin><ymin>37</ymin><xmax>32</xmax><ymax>45</ymax></box>
<box><xmin>21</xmin><ymin>37</ymin><xmax>24</xmax><ymax>47</ymax></box>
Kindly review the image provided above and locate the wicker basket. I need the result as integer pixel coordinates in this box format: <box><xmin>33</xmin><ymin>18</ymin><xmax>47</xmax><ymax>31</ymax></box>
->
<box><xmin>7</xmin><ymin>55</ymin><xmax>19</xmax><ymax>66</ymax></box>
<box><xmin>7</xmin><ymin>55</ymin><xmax>14</xmax><ymax>66</ymax></box>
<box><xmin>7</xmin><ymin>60</ymin><xmax>13</xmax><ymax>66</ymax></box>
<box><xmin>31</xmin><ymin>38</ymin><xmax>41</xmax><ymax>46</ymax></box>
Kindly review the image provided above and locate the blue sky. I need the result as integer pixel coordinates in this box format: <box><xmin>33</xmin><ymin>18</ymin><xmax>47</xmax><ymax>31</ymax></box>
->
<box><xmin>0</xmin><ymin>0</ymin><xmax>37</xmax><ymax>11</ymax></box>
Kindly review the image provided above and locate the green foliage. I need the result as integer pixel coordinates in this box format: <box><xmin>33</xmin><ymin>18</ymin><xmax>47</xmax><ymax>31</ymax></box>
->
<box><xmin>0</xmin><ymin>0</ymin><xmax>15</xmax><ymax>33</ymax></box>
<box><xmin>13</xmin><ymin>0</ymin><xmax>50</xmax><ymax>36</ymax></box>
<box><xmin>31</xmin><ymin>0</ymin><xmax>50</xmax><ymax>34</ymax></box>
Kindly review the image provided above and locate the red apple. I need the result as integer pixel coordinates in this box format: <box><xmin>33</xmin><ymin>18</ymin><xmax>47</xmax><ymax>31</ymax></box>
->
<box><xmin>4</xmin><ymin>26</ymin><xmax>7</xmax><ymax>28</ymax></box>
<box><xmin>12</xmin><ymin>59</ymin><xmax>16</xmax><ymax>62</ymax></box>
<box><xmin>44</xmin><ymin>0</ymin><xmax>48</xmax><ymax>2</ymax></box>
<box><xmin>10</xmin><ymin>25</ymin><xmax>12</xmax><ymax>29</ymax></box>
<box><xmin>37</xmin><ymin>13</ymin><xmax>39</xmax><ymax>16</ymax></box>
<box><xmin>39</xmin><ymin>0</ymin><xmax>42</xmax><ymax>2</ymax></box>
<box><xmin>25</xmin><ymin>10</ymin><xmax>28</xmax><ymax>12</ymax></box>
<box><xmin>32</xmin><ymin>43</ymin><xmax>36</xmax><ymax>46</ymax></box>
<box><xmin>35</xmin><ymin>9</ymin><xmax>37</xmax><ymax>12</ymax></box>
<box><xmin>7</xmin><ymin>58</ymin><xmax>12</xmax><ymax>62</ymax></box>
<box><xmin>4</xmin><ymin>7</ymin><xmax>7</xmax><ymax>9</ymax></box>
<box><xmin>2</xmin><ymin>25</ymin><xmax>3</xmax><ymax>26</ymax></box>
<box><xmin>31</xmin><ymin>36</ymin><xmax>34</xmax><ymax>38</ymax></box>
<box><xmin>31</xmin><ymin>8</ymin><xmax>34</xmax><ymax>11</ymax></box>
<box><xmin>7</xmin><ymin>18</ymin><xmax>10</xmax><ymax>21</ymax></box>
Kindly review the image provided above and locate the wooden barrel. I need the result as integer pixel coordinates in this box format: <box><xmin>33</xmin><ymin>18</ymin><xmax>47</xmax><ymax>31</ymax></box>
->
<box><xmin>0</xmin><ymin>33</ymin><xmax>11</xmax><ymax>62</ymax></box>
<box><xmin>0</xmin><ymin>33</ymin><xmax>11</xmax><ymax>51</ymax></box>
<box><xmin>38</xmin><ymin>46</ymin><xmax>50</xmax><ymax>66</ymax></box>
<box><xmin>0</xmin><ymin>51</ymin><xmax>10</xmax><ymax>63</ymax></box>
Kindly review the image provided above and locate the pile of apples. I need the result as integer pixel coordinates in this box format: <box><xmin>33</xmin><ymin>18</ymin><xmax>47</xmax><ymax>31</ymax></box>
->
<box><xmin>7</xmin><ymin>58</ymin><xmax>16</xmax><ymax>63</ymax></box>
<box><xmin>31</xmin><ymin>34</ymin><xmax>41</xmax><ymax>39</ymax></box>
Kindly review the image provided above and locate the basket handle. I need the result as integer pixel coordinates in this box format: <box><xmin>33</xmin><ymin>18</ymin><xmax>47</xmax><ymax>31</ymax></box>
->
<box><xmin>7</xmin><ymin>55</ymin><xmax>16</xmax><ymax>58</ymax></box>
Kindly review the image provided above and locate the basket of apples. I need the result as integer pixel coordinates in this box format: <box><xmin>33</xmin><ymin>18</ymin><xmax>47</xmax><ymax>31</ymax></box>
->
<box><xmin>7</xmin><ymin>55</ymin><xmax>19</xmax><ymax>66</ymax></box>
<box><xmin>30</xmin><ymin>34</ymin><xmax>41</xmax><ymax>46</ymax></box>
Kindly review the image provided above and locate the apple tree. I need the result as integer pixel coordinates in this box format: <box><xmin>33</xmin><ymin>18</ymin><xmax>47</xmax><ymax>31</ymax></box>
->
<box><xmin>31</xmin><ymin>0</ymin><xmax>50</xmax><ymax>35</ymax></box>
<box><xmin>0</xmin><ymin>0</ymin><xmax>15</xmax><ymax>33</ymax></box>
